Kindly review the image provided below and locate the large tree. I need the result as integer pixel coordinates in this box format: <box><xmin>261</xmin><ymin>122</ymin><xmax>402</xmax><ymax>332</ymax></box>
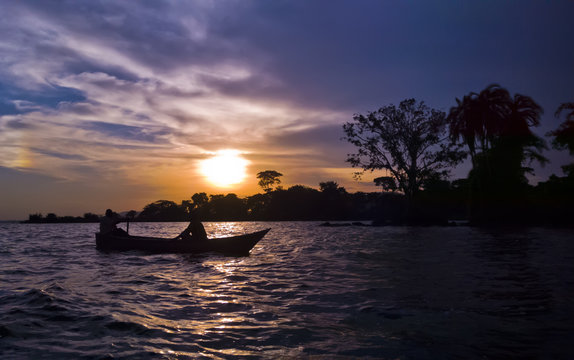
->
<box><xmin>448</xmin><ymin>84</ymin><xmax>547</xmax><ymax>222</ymax></box>
<box><xmin>447</xmin><ymin>85</ymin><xmax>509</xmax><ymax>166</ymax></box>
<box><xmin>448</xmin><ymin>84</ymin><xmax>546</xmax><ymax>168</ymax></box>
<box><xmin>343</xmin><ymin>99</ymin><xmax>465</xmax><ymax>210</ymax></box>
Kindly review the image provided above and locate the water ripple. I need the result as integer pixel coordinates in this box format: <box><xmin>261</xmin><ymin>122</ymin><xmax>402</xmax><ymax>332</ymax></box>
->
<box><xmin>1</xmin><ymin>222</ymin><xmax>574</xmax><ymax>359</ymax></box>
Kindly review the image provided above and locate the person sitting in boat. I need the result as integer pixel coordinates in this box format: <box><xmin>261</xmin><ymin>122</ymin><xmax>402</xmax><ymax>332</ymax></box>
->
<box><xmin>176</xmin><ymin>216</ymin><xmax>207</xmax><ymax>242</ymax></box>
<box><xmin>99</xmin><ymin>209</ymin><xmax>128</xmax><ymax>236</ymax></box>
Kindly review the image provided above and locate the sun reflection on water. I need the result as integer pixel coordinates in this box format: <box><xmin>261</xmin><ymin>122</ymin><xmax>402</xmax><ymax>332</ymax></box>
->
<box><xmin>207</xmin><ymin>222</ymin><xmax>244</xmax><ymax>238</ymax></box>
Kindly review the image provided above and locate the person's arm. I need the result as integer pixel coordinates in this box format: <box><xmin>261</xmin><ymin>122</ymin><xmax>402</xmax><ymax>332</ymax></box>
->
<box><xmin>174</xmin><ymin>223</ymin><xmax>192</xmax><ymax>240</ymax></box>
<box><xmin>113</xmin><ymin>215</ymin><xmax>125</xmax><ymax>224</ymax></box>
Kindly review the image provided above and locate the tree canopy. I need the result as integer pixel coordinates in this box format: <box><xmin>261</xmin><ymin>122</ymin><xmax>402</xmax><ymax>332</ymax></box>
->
<box><xmin>343</xmin><ymin>98</ymin><xmax>465</xmax><ymax>203</ymax></box>
<box><xmin>256</xmin><ymin>170</ymin><xmax>283</xmax><ymax>193</ymax></box>
<box><xmin>550</xmin><ymin>101</ymin><xmax>574</xmax><ymax>154</ymax></box>
<box><xmin>448</xmin><ymin>84</ymin><xmax>546</xmax><ymax>169</ymax></box>
<box><xmin>549</xmin><ymin>101</ymin><xmax>574</xmax><ymax>176</ymax></box>
<box><xmin>374</xmin><ymin>176</ymin><xmax>397</xmax><ymax>192</ymax></box>
<box><xmin>447</xmin><ymin>84</ymin><xmax>547</xmax><ymax>223</ymax></box>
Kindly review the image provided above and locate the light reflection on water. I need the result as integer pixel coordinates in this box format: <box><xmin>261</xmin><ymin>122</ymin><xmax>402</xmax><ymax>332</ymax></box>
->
<box><xmin>0</xmin><ymin>222</ymin><xmax>573</xmax><ymax>359</ymax></box>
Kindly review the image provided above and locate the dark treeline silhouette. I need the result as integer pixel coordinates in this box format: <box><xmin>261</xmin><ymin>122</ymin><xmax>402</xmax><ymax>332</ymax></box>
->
<box><xmin>132</xmin><ymin>181</ymin><xmax>438</xmax><ymax>222</ymax></box>
<box><xmin>24</xmin><ymin>173</ymin><xmax>572</xmax><ymax>226</ymax></box>
<box><xmin>24</xmin><ymin>212</ymin><xmax>101</xmax><ymax>223</ymax></box>
<box><xmin>24</xmin><ymin>182</ymin><xmax>454</xmax><ymax>223</ymax></box>
<box><xmin>344</xmin><ymin>85</ymin><xmax>574</xmax><ymax>226</ymax></box>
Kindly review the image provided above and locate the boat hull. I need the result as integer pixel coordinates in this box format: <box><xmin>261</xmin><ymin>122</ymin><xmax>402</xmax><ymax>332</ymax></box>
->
<box><xmin>95</xmin><ymin>228</ymin><xmax>270</xmax><ymax>255</ymax></box>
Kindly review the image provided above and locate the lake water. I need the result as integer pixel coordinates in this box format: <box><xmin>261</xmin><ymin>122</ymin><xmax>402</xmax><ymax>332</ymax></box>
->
<box><xmin>1</xmin><ymin>222</ymin><xmax>573</xmax><ymax>359</ymax></box>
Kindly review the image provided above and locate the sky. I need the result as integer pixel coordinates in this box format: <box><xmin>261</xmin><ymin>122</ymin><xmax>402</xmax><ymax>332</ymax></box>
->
<box><xmin>1</xmin><ymin>0</ymin><xmax>573</xmax><ymax>220</ymax></box>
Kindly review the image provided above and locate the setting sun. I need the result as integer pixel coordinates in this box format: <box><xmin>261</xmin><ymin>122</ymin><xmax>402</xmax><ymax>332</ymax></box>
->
<box><xmin>200</xmin><ymin>150</ymin><xmax>249</xmax><ymax>187</ymax></box>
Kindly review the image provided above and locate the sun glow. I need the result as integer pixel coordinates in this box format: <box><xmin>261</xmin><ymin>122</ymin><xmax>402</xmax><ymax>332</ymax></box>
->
<box><xmin>200</xmin><ymin>150</ymin><xmax>248</xmax><ymax>187</ymax></box>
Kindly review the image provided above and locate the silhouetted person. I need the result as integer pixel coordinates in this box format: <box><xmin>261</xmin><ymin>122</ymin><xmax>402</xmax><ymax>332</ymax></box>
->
<box><xmin>176</xmin><ymin>216</ymin><xmax>208</xmax><ymax>242</ymax></box>
<box><xmin>100</xmin><ymin>209</ymin><xmax>128</xmax><ymax>236</ymax></box>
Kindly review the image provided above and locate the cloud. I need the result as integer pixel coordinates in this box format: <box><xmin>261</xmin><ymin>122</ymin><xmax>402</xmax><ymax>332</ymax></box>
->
<box><xmin>29</xmin><ymin>148</ymin><xmax>88</xmax><ymax>161</ymax></box>
<box><xmin>4</xmin><ymin>119</ymin><xmax>33</xmax><ymax>130</ymax></box>
<box><xmin>83</xmin><ymin>121</ymin><xmax>169</xmax><ymax>144</ymax></box>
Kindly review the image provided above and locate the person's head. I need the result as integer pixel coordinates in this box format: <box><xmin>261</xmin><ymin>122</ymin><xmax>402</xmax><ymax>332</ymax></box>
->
<box><xmin>105</xmin><ymin>209</ymin><xmax>113</xmax><ymax>217</ymax></box>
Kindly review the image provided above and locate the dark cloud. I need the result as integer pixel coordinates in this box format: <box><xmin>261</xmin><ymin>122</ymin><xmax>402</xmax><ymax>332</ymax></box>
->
<box><xmin>54</xmin><ymin>138</ymin><xmax>166</xmax><ymax>151</ymax></box>
<box><xmin>3</xmin><ymin>119</ymin><xmax>32</xmax><ymax>130</ymax></box>
<box><xmin>0</xmin><ymin>100</ymin><xmax>19</xmax><ymax>115</ymax></box>
<box><xmin>269</xmin><ymin>124</ymin><xmax>347</xmax><ymax>150</ymax></box>
<box><xmin>198</xmin><ymin>73</ymin><xmax>282</xmax><ymax>101</ymax></box>
<box><xmin>56</xmin><ymin>101</ymin><xmax>99</xmax><ymax>116</ymax></box>
<box><xmin>30</xmin><ymin>148</ymin><xmax>88</xmax><ymax>161</ymax></box>
<box><xmin>265</xmin><ymin>123</ymin><xmax>355</xmax><ymax>166</ymax></box>
<box><xmin>84</xmin><ymin>121</ymin><xmax>169</xmax><ymax>144</ymax></box>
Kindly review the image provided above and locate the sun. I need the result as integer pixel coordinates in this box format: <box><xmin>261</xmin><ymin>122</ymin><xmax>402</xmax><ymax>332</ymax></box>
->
<box><xmin>200</xmin><ymin>150</ymin><xmax>249</xmax><ymax>187</ymax></box>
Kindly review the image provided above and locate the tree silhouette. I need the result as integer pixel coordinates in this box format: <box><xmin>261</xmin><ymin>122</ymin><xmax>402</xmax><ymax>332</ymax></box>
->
<box><xmin>206</xmin><ymin>193</ymin><xmax>247</xmax><ymax>220</ymax></box>
<box><xmin>448</xmin><ymin>85</ymin><xmax>547</xmax><ymax>223</ymax></box>
<box><xmin>549</xmin><ymin>101</ymin><xmax>574</xmax><ymax>176</ymax></box>
<box><xmin>319</xmin><ymin>181</ymin><xmax>349</xmax><ymax>219</ymax></box>
<box><xmin>246</xmin><ymin>193</ymin><xmax>269</xmax><ymax>219</ymax></box>
<box><xmin>555</xmin><ymin>102</ymin><xmax>574</xmax><ymax>121</ymax></box>
<box><xmin>319</xmin><ymin>181</ymin><xmax>345</xmax><ymax>194</ymax></box>
<box><xmin>344</xmin><ymin>98</ymin><xmax>465</xmax><ymax>221</ymax></box>
<box><xmin>267</xmin><ymin>185</ymin><xmax>322</xmax><ymax>220</ymax></box>
<box><xmin>256</xmin><ymin>170</ymin><xmax>283</xmax><ymax>193</ymax></box>
<box><xmin>448</xmin><ymin>85</ymin><xmax>511</xmax><ymax>166</ymax></box>
<box><xmin>374</xmin><ymin>176</ymin><xmax>397</xmax><ymax>192</ymax></box>
<box><xmin>191</xmin><ymin>192</ymin><xmax>209</xmax><ymax>208</ymax></box>
<box><xmin>138</xmin><ymin>200</ymin><xmax>186</xmax><ymax>221</ymax></box>
<box><xmin>551</xmin><ymin>118</ymin><xmax>574</xmax><ymax>153</ymax></box>
<box><xmin>448</xmin><ymin>84</ymin><xmax>546</xmax><ymax>170</ymax></box>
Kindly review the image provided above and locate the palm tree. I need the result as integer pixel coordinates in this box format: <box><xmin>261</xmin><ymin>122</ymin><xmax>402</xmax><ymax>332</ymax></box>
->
<box><xmin>447</xmin><ymin>84</ymin><xmax>513</xmax><ymax>166</ymax></box>
<box><xmin>493</xmin><ymin>93</ymin><xmax>547</xmax><ymax>192</ymax></box>
<box><xmin>447</xmin><ymin>84</ymin><xmax>546</xmax><ymax>223</ymax></box>
<box><xmin>505</xmin><ymin>94</ymin><xmax>541</xmax><ymax>135</ymax></box>
<box><xmin>448</xmin><ymin>84</ymin><xmax>545</xmax><ymax>167</ymax></box>
<box><xmin>551</xmin><ymin>101</ymin><xmax>574</xmax><ymax>154</ymax></box>
<box><xmin>504</xmin><ymin>93</ymin><xmax>547</xmax><ymax>167</ymax></box>
<box><xmin>555</xmin><ymin>102</ymin><xmax>574</xmax><ymax>121</ymax></box>
<box><xmin>549</xmin><ymin>101</ymin><xmax>574</xmax><ymax>176</ymax></box>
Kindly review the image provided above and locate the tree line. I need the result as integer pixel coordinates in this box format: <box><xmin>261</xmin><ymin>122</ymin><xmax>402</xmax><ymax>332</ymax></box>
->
<box><xmin>115</xmin><ymin>179</ymin><xmax>426</xmax><ymax>222</ymax></box>
<box><xmin>24</xmin><ymin>179</ymin><xmax>432</xmax><ymax>223</ymax></box>
<box><xmin>25</xmin><ymin>212</ymin><xmax>101</xmax><ymax>223</ymax></box>
<box><xmin>343</xmin><ymin>84</ymin><xmax>574</xmax><ymax>225</ymax></box>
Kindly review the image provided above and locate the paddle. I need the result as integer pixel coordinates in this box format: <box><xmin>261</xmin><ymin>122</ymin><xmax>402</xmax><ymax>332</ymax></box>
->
<box><xmin>123</xmin><ymin>210</ymin><xmax>138</xmax><ymax>236</ymax></box>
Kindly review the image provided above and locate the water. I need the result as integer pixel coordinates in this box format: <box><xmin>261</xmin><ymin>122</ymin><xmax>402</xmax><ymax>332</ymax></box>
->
<box><xmin>1</xmin><ymin>222</ymin><xmax>573</xmax><ymax>359</ymax></box>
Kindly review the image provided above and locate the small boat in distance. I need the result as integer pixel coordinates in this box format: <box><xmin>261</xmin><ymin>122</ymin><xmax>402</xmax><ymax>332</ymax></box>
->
<box><xmin>96</xmin><ymin>228</ymin><xmax>270</xmax><ymax>256</ymax></box>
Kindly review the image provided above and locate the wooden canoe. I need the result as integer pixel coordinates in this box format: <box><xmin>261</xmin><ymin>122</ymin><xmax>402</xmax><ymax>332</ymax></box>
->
<box><xmin>95</xmin><ymin>228</ymin><xmax>270</xmax><ymax>255</ymax></box>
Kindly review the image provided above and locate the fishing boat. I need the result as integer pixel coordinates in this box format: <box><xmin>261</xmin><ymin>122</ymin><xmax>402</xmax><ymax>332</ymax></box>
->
<box><xmin>95</xmin><ymin>228</ymin><xmax>270</xmax><ymax>255</ymax></box>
